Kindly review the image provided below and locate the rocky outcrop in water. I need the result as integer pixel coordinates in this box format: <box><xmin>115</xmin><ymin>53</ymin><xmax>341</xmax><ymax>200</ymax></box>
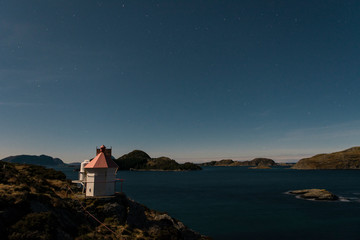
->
<box><xmin>249</xmin><ymin>164</ymin><xmax>271</xmax><ymax>169</ymax></box>
<box><xmin>293</xmin><ymin>147</ymin><xmax>360</xmax><ymax>169</ymax></box>
<box><xmin>288</xmin><ymin>189</ymin><xmax>339</xmax><ymax>201</ymax></box>
<box><xmin>0</xmin><ymin>162</ymin><xmax>208</xmax><ymax>240</ymax></box>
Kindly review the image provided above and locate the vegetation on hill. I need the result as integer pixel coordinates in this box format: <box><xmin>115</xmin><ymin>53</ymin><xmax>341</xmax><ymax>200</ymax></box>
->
<box><xmin>0</xmin><ymin>162</ymin><xmax>208</xmax><ymax>240</ymax></box>
<box><xmin>1</xmin><ymin>154</ymin><xmax>64</xmax><ymax>166</ymax></box>
<box><xmin>293</xmin><ymin>147</ymin><xmax>360</xmax><ymax>169</ymax></box>
<box><xmin>115</xmin><ymin>150</ymin><xmax>150</xmax><ymax>170</ymax></box>
<box><xmin>114</xmin><ymin>150</ymin><xmax>201</xmax><ymax>171</ymax></box>
<box><xmin>199</xmin><ymin>158</ymin><xmax>276</xmax><ymax>167</ymax></box>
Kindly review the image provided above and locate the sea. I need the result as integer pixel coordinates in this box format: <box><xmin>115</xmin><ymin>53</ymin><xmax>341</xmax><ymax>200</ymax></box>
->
<box><xmin>57</xmin><ymin>166</ymin><xmax>360</xmax><ymax>240</ymax></box>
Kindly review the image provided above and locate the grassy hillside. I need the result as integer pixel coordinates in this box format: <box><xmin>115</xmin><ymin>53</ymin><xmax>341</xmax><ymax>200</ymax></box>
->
<box><xmin>293</xmin><ymin>147</ymin><xmax>360</xmax><ymax>169</ymax></box>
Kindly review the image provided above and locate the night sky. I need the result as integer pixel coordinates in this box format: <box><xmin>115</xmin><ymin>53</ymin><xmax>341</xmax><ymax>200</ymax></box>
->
<box><xmin>1</xmin><ymin>0</ymin><xmax>359</xmax><ymax>163</ymax></box>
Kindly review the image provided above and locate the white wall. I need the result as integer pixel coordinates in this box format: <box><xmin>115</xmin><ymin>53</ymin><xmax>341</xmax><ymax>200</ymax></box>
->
<box><xmin>85</xmin><ymin>171</ymin><xmax>95</xmax><ymax>197</ymax></box>
<box><xmin>85</xmin><ymin>168</ymin><xmax>117</xmax><ymax>197</ymax></box>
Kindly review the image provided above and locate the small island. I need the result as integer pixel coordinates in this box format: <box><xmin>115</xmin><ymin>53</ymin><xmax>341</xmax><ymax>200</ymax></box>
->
<box><xmin>288</xmin><ymin>189</ymin><xmax>339</xmax><ymax>201</ymax></box>
<box><xmin>199</xmin><ymin>158</ymin><xmax>276</xmax><ymax>168</ymax></box>
<box><xmin>249</xmin><ymin>164</ymin><xmax>272</xmax><ymax>169</ymax></box>
<box><xmin>114</xmin><ymin>150</ymin><xmax>201</xmax><ymax>171</ymax></box>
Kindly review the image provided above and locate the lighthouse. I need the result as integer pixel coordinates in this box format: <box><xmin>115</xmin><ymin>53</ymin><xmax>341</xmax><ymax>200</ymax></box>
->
<box><xmin>83</xmin><ymin>145</ymin><xmax>118</xmax><ymax>197</ymax></box>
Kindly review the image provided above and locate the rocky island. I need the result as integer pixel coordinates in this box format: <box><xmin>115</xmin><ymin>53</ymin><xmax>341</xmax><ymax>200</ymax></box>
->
<box><xmin>293</xmin><ymin>147</ymin><xmax>360</xmax><ymax>169</ymax></box>
<box><xmin>199</xmin><ymin>158</ymin><xmax>276</xmax><ymax>168</ymax></box>
<box><xmin>288</xmin><ymin>189</ymin><xmax>339</xmax><ymax>201</ymax></box>
<box><xmin>0</xmin><ymin>161</ymin><xmax>208</xmax><ymax>239</ymax></box>
<box><xmin>115</xmin><ymin>150</ymin><xmax>201</xmax><ymax>171</ymax></box>
<box><xmin>249</xmin><ymin>164</ymin><xmax>272</xmax><ymax>169</ymax></box>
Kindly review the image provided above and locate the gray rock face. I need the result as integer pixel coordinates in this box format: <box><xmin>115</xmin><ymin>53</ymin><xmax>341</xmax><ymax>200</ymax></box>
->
<box><xmin>288</xmin><ymin>189</ymin><xmax>339</xmax><ymax>201</ymax></box>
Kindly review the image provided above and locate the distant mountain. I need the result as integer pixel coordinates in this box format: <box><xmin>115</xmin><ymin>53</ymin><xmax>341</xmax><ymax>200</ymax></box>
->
<box><xmin>1</xmin><ymin>154</ymin><xmax>64</xmax><ymax>166</ymax></box>
<box><xmin>114</xmin><ymin>150</ymin><xmax>201</xmax><ymax>171</ymax></box>
<box><xmin>293</xmin><ymin>147</ymin><xmax>360</xmax><ymax>169</ymax></box>
<box><xmin>199</xmin><ymin>158</ymin><xmax>276</xmax><ymax>167</ymax></box>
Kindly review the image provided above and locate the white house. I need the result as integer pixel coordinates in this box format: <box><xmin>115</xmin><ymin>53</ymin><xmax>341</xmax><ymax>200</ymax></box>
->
<box><xmin>83</xmin><ymin>145</ymin><xmax>118</xmax><ymax>197</ymax></box>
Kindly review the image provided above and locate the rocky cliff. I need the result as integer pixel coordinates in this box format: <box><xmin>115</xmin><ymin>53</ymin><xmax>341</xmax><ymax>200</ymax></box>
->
<box><xmin>293</xmin><ymin>147</ymin><xmax>360</xmax><ymax>169</ymax></box>
<box><xmin>0</xmin><ymin>162</ymin><xmax>208</xmax><ymax>240</ymax></box>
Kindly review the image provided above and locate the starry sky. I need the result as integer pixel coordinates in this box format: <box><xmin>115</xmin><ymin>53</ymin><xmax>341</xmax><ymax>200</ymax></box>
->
<box><xmin>1</xmin><ymin>0</ymin><xmax>360</xmax><ymax>163</ymax></box>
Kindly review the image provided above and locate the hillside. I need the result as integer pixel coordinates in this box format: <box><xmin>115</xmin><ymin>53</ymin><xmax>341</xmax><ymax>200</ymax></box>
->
<box><xmin>115</xmin><ymin>150</ymin><xmax>201</xmax><ymax>171</ymax></box>
<box><xmin>293</xmin><ymin>147</ymin><xmax>360</xmax><ymax>169</ymax></box>
<box><xmin>115</xmin><ymin>150</ymin><xmax>150</xmax><ymax>170</ymax></box>
<box><xmin>1</xmin><ymin>154</ymin><xmax>64</xmax><ymax>166</ymax></box>
<box><xmin>200</xmin><ymin>158</ymin><xmax>276</xmax><ymax>167</ymax></box>
<box><xmin>0</xmin><ymin>161</ymin><xmax>208</xmax><ymax>240</ymax></box>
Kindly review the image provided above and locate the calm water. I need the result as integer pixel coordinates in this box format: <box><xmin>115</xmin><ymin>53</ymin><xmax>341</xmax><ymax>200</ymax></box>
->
<box><xmin>59</xmin><ymin>166</ymin><xmax>360</xmax><ymax>239</ymax></box>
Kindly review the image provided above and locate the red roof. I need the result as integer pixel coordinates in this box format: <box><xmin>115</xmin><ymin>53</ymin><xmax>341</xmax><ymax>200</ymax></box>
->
<box><xmin>84</xmin><ymin>152</ymin><xmax>118</xmax><ymax>169</ymax></box>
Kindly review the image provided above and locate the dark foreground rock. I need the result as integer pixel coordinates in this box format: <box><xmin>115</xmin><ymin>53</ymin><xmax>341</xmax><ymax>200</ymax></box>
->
<box><xmin>80</xmin><ymin>194</ymin><xmax>208</xmax><ymax>240</ymax></box>
<box><xmin>0</xmin><ymin>162</ymin><xmax>209</xmax><ymax>240</ymax></box>
<box><xmin>288</xmin><ymin>189</ymin><xmax>339</xmax><ymax>201</ymax></box>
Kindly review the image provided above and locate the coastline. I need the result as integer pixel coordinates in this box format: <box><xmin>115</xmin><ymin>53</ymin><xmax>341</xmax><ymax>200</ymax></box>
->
<box><xmin>129</xmin><ymin>168</ymin><xmax>183</xmax><ymax>172</ymax></box>
<box><xmin>0</xmin><ymin>162</ymin><xmax>209</xmax><ymax>239</ymax></box>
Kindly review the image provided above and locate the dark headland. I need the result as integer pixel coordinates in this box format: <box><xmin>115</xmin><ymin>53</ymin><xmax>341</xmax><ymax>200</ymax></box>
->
<box><xmin>1</xmin><ymin>154</ymin><xmax>65</xmax><ymax>166</ymax></box>
<box><xmin>293</xmin><ymin>147</ymin><xmax>360</xmax><ymax>169</ymax></box>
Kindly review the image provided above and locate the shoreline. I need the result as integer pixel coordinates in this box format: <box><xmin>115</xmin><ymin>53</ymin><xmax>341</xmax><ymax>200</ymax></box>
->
<box><xmin>129</xmin><ymin>168</ymin><xmax>184</xmax><ymax>172</ymax></box>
